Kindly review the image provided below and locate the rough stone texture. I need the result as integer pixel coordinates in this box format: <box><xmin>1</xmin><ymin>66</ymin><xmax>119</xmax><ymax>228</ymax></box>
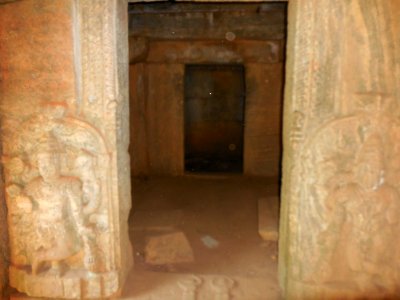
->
<box><xmin>138</xmin><ymin>40</ymin><xmax>284</xmax><ymax>65</ymax></box>
<box><xmin>0</xmin><ymin>159</ymin><xmax>9</xmax><ymax>298</ymax></box>
<box><xmin>258</xmin><ymin>197</ymin><xmax>279</xmax><ymax>241</ymax></box>
<box><xmin>129</xmin><ymin>3</ymin><xmax>287</xmax><ymax>40</ymax></box>
<box><xmin>130</xmin><ymin>64</ymin><xmax>184</xmax><ymax>176</ymax></box>
<box><xmin>280</xmin><ymin>0</ymin><xmax>400</xmax><ymax>298</ymax></box>
<box><xmin>244</xmin><ymin>63</ymin><xmax>284</xmax><ymax>177</ymax></box>
<box><xmin>122</xmin><ymin>272</ymin><xmax>278</xmax><ymax>300</ymax></box>
<box><xmin>0</xmin><ymin>0</ymin><xmax>132</xmax><ymax>298</ymax></box>
<box><xmin>115</xmin><ymin>0</ymin><xmax>134</xmax><ymax>287</ymax></box>
<box><xmin>129</xmin><ymin>0</ymin><xmax>287</xmax><ymax>2</ymax></box>
<box><xmin>146</xmin><ymin>64</ymin><xmax>185</xmax><ymax>176</ymax></box>
<box><xmin>0</xmin><ymin>0</ymin><xmax>76</xmax><ymax>295</ymax></box>
<box><xmin>129</xmin><ymin>63</ymin><xmax>149</xmax><ymax>177</ymax></box>
<box><xmin>144</xmin><ymin>232</ymin><xmax>195</xmax><ymax>265</ymax></box>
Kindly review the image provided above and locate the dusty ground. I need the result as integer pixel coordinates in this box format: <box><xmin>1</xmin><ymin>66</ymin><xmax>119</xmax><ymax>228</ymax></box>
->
<box><xmin>121</xmin><ymin>175</ymin><xmax>281</xmax><ymax>300</ymax></box>
<box><xmin>10</xmin><ymin>175</ymin><xmax>281</xmax><ymax>300</ymax></box>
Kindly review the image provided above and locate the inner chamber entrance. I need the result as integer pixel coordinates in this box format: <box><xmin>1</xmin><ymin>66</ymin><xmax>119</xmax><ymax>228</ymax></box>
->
<box><xmin>185</xmin><ymin>64</ymin><xmax>245</xmax><ymax>173</ymax></box>
<box><xmin>126</xmin><ymin>2</ymin><xmax>287</xmax><ymax>299</ymax></box>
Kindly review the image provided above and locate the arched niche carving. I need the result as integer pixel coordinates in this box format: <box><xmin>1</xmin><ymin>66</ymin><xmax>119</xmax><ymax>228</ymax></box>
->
<box><xmin>3</xmin><ymin>102</ymin><xmax>123</xmax><ymax>298</ymax></box>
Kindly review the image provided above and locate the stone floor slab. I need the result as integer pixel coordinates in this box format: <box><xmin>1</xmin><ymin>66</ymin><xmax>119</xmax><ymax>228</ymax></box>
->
<box><xmin>145</xmin><ymin>231</ymin><xmax>195</xmax><ymax>265</ymax></box>
<box><xmin>258</xmin><ymin>197</ymin><xmax>279</xmax><ymax>241</ymax></box>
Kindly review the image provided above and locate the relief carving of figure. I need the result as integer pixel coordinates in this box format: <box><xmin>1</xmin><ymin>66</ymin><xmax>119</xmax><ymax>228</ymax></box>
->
<box><xmin>295</xmin><ymin>94</ymin><xmax>400</xmax><ymax>296</ymax></box>
<box><xmin>24</xmin><ymin>138</ymin><xmax>89</xmax><ymax>275</ymax></box>
<box><xmin>4</xmin><ymin>101</ymin><xmax>118</xmax><ymax>298</ymax></box>
<box><xmin>318</xmin><ymin>134</ymin><xmax>400</xmax><ymax>293</ymax></box>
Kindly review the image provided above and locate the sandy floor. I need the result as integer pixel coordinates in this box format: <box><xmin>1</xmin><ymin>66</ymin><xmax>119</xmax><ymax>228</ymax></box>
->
<box><xmin>121</xmin><ymin>175</ymin><xmax>281</xmax><ymax>299</ymax></box>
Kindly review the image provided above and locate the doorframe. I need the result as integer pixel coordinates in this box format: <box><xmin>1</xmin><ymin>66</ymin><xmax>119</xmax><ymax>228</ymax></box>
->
<box><xmin>126</xmin><ymin>0</ymin><xmax>290</xmax><ymax>291</ymax></box>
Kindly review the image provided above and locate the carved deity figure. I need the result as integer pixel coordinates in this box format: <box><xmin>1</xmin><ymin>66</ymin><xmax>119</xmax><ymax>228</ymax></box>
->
<box><xmin>74</xmin><ymin>155</ymin><xmax>101</xmax><ymax>216</ymax></box>
<box><xmin>4</xmin><ymin>101</ymin><xmax>120</xmax><ymax>298</ymax></box>
<box><xmin>25</xmin><ymin>140</ymin><xmax>87</xmax><ymax>275</ymax></box>
<box><xmin>321</xmin><ymin>134</ymin><xmax>400</xmax><ymax>292</ymax></box>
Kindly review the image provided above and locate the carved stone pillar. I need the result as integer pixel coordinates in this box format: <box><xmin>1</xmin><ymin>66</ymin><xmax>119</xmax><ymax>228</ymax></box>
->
<box><xmin>0</xmin><ymin>0</ymin><xmax>132</xmax><ymax>298</ymax></box>
<box><xmin>280</xmin><ymin>0</ymin><xmax>400</xmax><ymax>298</ymax></box>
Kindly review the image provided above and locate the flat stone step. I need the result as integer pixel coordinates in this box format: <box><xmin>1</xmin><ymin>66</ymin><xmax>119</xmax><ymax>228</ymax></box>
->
<box><xmin>144</xmin><ymin>231</ymin><xmax>195</xmax><ymax>265</ymax></box>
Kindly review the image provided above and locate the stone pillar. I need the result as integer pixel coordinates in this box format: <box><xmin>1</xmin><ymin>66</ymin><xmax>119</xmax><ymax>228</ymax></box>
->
<box><xmin>0</xmin><ymin>13</ymin><xmax>9</xmax><ymax>279</ymax></box>
<box><xmin>280</xmin><ymin>0</ymin><xmax>400</xmax><ymax>298</ymax></box>
<box><xmin>0</xmin><ymin>0</ymin><xmax>132</xmax><ymax>298</ymax></box>
<box><xmin>0</xmin><ymin>150</ymin><xmax>9</xmax><ymax>299</ymax></box>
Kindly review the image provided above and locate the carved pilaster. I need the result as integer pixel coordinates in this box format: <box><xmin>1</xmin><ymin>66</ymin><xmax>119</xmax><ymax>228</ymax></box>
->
<box><xmin>280</xmin><ymin>0</ymin><xmax>400</xmax><ymax>298</ymax></box>
<box><xmin>1</xmin><ymin>0</ymin><xmax>132</xmax><ymax>298</ymax></box>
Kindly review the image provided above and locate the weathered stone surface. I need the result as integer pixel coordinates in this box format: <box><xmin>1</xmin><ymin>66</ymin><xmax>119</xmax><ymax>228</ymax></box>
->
<box><xmin>129</xmin><ymin>36</ymin><xmax>149</xmax><ymax>63</ymax></box>
<box><xmin>244</xmin><ymin>63</ymin><xmax>284</xmax><ymax>178</ymax></box>
<box><xmin>129</xmin><ymin>63</ymin><xmax>149</xmax><ymax>177</ymax></box>
<box><xmin>258</xmin><ymin>197</ymin><xmax>279</xmax><ymax>241</ymax></box>
<box><xmin>280</xmin><ymin>0</ymin><xmax>400</xmax><ymax>298</ymax></box>
<box><xmin>142</xmin><ymin>40</ymin><xmax>284</xmax><ymax>64</ymax></box>
<box><xmin>129</xmin><ymin>0</ymin><xmax>287</xmax><ymax>2</ymax></box>
<box><xmin>129</xmin><ymin>3</ymin><xmax>287</xmax><ymax>40</ymax></box>
<box><xmin>0</xmin><ymin>156</ymin><xmax>9</xmax><ymax>298</ymax></box>
<box><xmin>146</xmin><ymin>64</ymin><xmax>185</xmax><ymax>176</ymax></box>
<box><xmin>145</xmin><ymin>232</ymin><xmax>195</xmax><ymax>265</ymax></box>
<box><xmin>130</xmin><ymin>64</ymin><xmax>185</xmax><ymax>176</ymax></box>
<box><xmin>121</xmin><ymin>271</ymin><xmax>279</xmax><ymax>300</ymax></box>
<box><xmin>0</xmin><ymin>0</ymin><xmax>76</xmax><ymax>296</ymax></box>
<box><xmin>0</xmin><ymin>0</ymin><xmax>132</xmax><ymax>298</ymax></box>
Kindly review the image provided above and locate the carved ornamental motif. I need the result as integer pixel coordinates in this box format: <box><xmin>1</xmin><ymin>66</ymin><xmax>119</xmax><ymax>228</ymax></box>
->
<box><xmin>279</xmin><ymin>1</ymin><xmax>400</xmax><ymax>297</ymax></box>
<box><xmin>0</xmin><ymin>0</ymin><xmax>131</xmax><ymax>298</ymax></box>
<box><xmin>0</xmin><ymin>0</ymin><xmax>132</xmax><ymax>297</ymax></box>
<box><xmin>3</xmin><ymin>102</ymin><xmax>121</xmax><ymax>298</ymax></box>
<box><xmin>291</xmin><ymin>96</ymin><xmax>400</xmax><ymax>297</ymax></box>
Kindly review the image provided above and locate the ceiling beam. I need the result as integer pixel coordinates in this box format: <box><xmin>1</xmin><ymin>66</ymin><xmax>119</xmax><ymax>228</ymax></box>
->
<box><xmin>128</xmin><ymin>0</ymin><xmax>287</xmax><ymax>3</ymax></box>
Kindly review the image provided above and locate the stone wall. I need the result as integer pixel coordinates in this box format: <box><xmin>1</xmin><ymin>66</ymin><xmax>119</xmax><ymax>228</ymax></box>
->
<box><xmin>129</xmin><ymin>3</ymin><xmax>286</xmax><ymax>178</ymax></box>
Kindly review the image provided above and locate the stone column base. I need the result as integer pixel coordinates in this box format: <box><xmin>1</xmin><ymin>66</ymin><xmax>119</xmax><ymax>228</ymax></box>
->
<box><xmin>10</xmin><ymin>266</ymin><xmax>121</xmax><ymax>299</ymax></box>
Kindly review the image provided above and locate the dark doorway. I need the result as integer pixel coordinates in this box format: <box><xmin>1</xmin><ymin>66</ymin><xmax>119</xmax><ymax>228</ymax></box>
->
<box><xmin>184</xmin><ymin>64</ymin><xmax>245</xmax><ymax>173</ymax></box>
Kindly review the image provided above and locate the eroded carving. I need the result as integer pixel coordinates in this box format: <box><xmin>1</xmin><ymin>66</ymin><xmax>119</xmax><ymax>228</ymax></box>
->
<box><xmin>4</xmin><ymin>102</ymin><xmax>120</xmax><ymax>298</ymax></box>
<box><xmin>293</xmin><ymin>95</ymin><xmax>400</xmax><ymax>296</ymax></box>
<box><xmin>28</xmin><ymin>141</ymin><xmax>85</xmax><ymax>276</ymax></box>
<box><xmin>0</xmin><ymin>0</ymin><xmax>131</xmax><ymax>297</ymax></box>
<box><xmin>321</xmin><ymin>134</ymin><xmax>400</xmax><ymax>291</ymax></box>
<box><xmin>178</xmin><ymin>275</ymin><xmax>202</xmax><ymax>300</ymax></box>
<box><xmin>210</xmin><ymin>276</ymin><xmax>235</xmax><ymax>300</ymax></box>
